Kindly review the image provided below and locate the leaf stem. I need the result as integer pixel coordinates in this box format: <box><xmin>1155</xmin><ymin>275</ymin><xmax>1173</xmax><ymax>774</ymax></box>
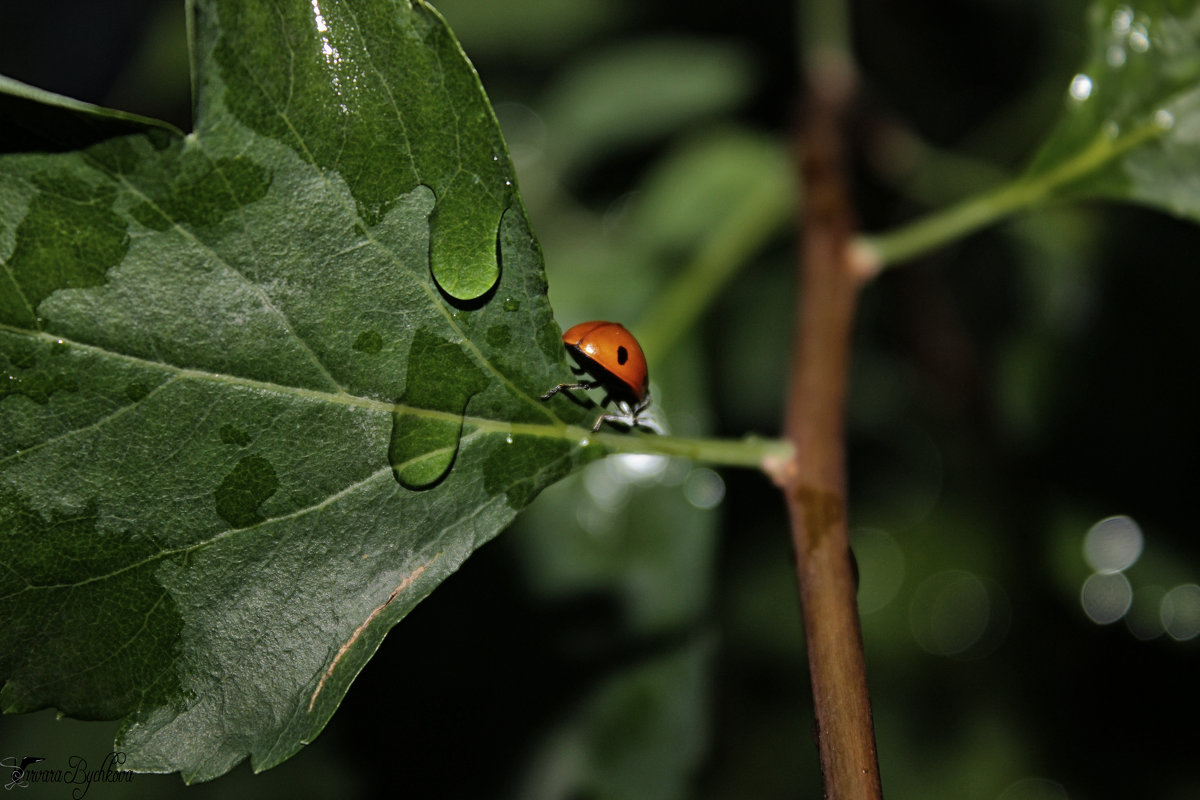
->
<box><xmin>588</xmin><ymin>429</ymin><xmax>793</xmax><ymax>469</ymax></box>
<box><xmin>634</xmin><ymin>171</ymin><xmax>792</xmax><ymax>361</ymax></box>
<box><xmin>858</xmin><ymin>119</ymin><xmax>1167</xmax><ymax>270</ymax></box>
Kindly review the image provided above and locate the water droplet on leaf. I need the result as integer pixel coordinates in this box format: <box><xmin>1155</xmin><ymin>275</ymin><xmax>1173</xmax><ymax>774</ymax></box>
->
<box><xmin>388</xmin><ymin>329</ymin><xmax>489</xmax><ymax>489</ymax></box>
<box><xmin>214</xmin><ymin>455</ymin><xmax>279</xmax><ymax>528</ymax></box>
<box><xmin>389</xmin><ymin>408</ymin><xmax>462</xmax><ymax>489</ymax></box>
<box><xmin>427</xmin><ymin>195</ymin><xmax>505</xmax><ymax>302</ymax></box>
<box><xmin>353</xmin><ymin>330</ymin><xmax>384</xmax><ymax>354</ymax></box>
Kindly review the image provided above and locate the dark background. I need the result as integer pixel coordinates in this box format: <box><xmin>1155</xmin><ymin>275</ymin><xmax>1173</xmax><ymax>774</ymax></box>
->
<box><xmin>2</xmin><ymin>1</ymin><xmax>1197</xmax><ymax>798</ymax></box>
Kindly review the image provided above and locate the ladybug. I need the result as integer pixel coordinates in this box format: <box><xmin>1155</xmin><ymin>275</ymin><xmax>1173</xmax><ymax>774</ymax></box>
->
<box><xmin>541</xmin><ymin>321</ymin><xmax>656</xmax><ymax>433</ymax></box>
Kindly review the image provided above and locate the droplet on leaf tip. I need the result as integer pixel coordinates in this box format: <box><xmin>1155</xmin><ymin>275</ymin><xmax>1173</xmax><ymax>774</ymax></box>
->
<box><xmin>389</xmin><ymin>409</ymin><xmax>462</xmax><ymax>490</ymax></box>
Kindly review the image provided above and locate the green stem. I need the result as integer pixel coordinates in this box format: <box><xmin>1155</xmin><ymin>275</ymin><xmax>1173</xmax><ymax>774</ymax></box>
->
<box><xmin>583</xmin><ymin>428</ymin><xmax>793</xmax><ymax>469</ymax></box>
<box><xmin>859</xmin><ymin>120</ymin><xmax>1167</xmax><ymax>268</ymax></box>
<box><xmin>634</xmin><ymin>178</ymin><xmax>792</xmax><ymax>361</ymax></box>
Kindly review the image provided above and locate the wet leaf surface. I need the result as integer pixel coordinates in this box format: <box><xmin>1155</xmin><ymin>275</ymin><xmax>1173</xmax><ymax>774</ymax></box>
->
<box><xmin>0</xmin><ymin>0</ymin><xmax>596</xmax><ymax>782</ymax></box>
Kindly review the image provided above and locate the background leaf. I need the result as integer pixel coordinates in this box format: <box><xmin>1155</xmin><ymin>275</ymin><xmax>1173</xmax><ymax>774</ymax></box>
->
<box><xmin>1029</xmin><ymin>0</ymin><xmax>1200</xmax><ymax>216</ymax></box>
<box><xmin>0</xmin><ymin>0</ymin><xmax>598</xmax><ymax>782</ymax></box>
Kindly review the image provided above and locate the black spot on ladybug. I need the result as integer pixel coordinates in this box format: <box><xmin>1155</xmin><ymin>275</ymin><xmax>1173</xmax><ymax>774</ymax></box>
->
<box><xmin>617</xmin><ymin>345</ymin><xmax>628</xmax><ymax>365</ymax></box>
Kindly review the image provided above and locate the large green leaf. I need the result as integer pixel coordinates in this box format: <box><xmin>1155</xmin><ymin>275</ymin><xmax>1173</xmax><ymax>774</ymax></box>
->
<box><xmin>0</xmin><ymin>0</ymin><xmax>602</xmax><ymax>782</ymax></box>
<box><xmin>1028</xmin><ymin>0</ymin><xmax>1200</xmax><ymax>216</ymax></box>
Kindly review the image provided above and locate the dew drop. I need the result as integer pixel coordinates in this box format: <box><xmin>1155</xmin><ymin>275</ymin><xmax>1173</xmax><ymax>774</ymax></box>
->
<box><xmin>580</xmin><ymin>437</ymin><xmax>590</xmax><ymax>447</ymax></box>
<box><xmin>502</xmin><ymin>297</ymin><xmax>520</xmax><ymax>312</ymax></box>
<box><xmin>505</xmin><ymin>433</ymin><xmax>513</xmax><ymax>444</ymax></box>
<box><xmin>1155</xmin><ymin>108</ymin><xmax>1175</xmax><ymax>130</ymax></box>
<box><xmin>1069</xmin><ymin>73</ymin><xmax>1093</xmax><ymax>101</ymax></box>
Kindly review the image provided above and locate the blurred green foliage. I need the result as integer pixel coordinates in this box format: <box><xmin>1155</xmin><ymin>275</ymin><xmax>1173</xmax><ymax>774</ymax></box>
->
<box><xmin>1</xmin><ymin>0</ymin><xmax>1198</xmax><ymax>798</ymax></box>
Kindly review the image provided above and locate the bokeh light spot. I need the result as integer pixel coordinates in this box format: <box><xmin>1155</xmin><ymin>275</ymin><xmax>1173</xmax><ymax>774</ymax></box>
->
<box><xmin>910</xmin><ymin>571</ymin><xmax>1008</xmax><ymax>658</ymax></box>
<box><xmin>998</xmin><ymin>776</ymin><xmax>1069</xmax><ymax>800</ymax></box>
<box><xmin>1161</xmin><ymin>584</ymin><xmax>1200</xmax><ymax>641</ymax></box>
<box><xmin>1125</xmin><ymin>585</ymin><xmax>1166</xmax><ymax>641</ymax></box>
<box><xmin>1083</xmin><ymin>515</ymin><xmax>1143</xmax><ymax>573</ymax></box>
<box><xmin>1069</xmin><ymin>73</ymin><xmax>1093</xmax><ymax>101</ymax></box>
<box><xmin>1080</xmin><ymin>572</ymin><xmax>1132</xmax><ymax>624</ymax></box>
<box><xmin>850</xmin><ymin>528</ymin><xmax>905</xmax><ymax>614</ymax></box>
<box><xmin>682</xmin><ymin>468</ymin><xmax>725</xmax><ymax>510</ymax></box>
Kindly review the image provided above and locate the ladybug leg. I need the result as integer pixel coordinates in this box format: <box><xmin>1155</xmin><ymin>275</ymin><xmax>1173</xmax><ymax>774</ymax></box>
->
<box><xmin>592</xmin><ymin>398</ymin><xmax>656</xmax><ymax>433</ymax></box>
<box><xmin>540</xmin><ymin>381</ymin><xmax>601</xmax><ymax>402</ymax></box>
<box><xmin>593</xmin><ymin>396</ymin><xmax>661</xmax><ymax>434</ymax></box>
<box><xmin>630</xmin><ymin>403</ymin><xmax>663</xmax><ymax>434</ymax></box>
<box><xmin>589</xmin><ymin>394</ymin><xmax>619</xmax><ymax>431</ymax></box>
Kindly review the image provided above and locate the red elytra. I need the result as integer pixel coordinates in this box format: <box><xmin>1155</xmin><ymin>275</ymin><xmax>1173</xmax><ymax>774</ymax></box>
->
<box><xmin>540</xmin><ymin>320</ymin><xmax>654</xmax><ymax>433</ymax></box>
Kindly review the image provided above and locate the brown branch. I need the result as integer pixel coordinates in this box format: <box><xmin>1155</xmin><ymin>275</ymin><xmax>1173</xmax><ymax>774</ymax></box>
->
<box><xmin>773</xmin><ymin>51</ymin><xmax>883</xmax><ymax>798</ymax></box>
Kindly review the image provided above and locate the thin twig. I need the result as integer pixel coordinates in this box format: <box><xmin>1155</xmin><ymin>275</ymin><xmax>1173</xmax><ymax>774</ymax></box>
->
<box><xmin>770</xmin><ymin>17</ymin><xmax>884</xmax><ymax>798</ymax></box>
